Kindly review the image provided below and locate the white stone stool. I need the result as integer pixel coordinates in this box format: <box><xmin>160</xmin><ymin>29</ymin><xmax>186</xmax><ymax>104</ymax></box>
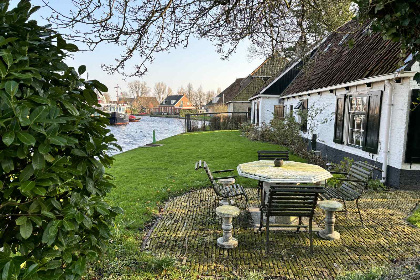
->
<box><xmin>318</xmin><ymin>200</ymin><xmax>343</xmax><ymax>240</ymax></box>
<box><xmin>217</xmin><ymin>178</ymin><xmax>235</xmax><ymax>205</ymax></box>
<box><xmin>216</xmin><ymin>205</ymin><xmax>240</xmax><ymax>249</ymax></box>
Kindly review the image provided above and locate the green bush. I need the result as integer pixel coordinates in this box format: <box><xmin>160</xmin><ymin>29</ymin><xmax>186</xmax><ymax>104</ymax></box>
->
<box><xmin>209</xmin><ymin>114</ymin><xmax>248</xmax><ymax>131</ymax></box>
<box><xmin>407</xmin><ymin>205</ymin><xmax>420</xmax><ymax>228</ymax></box>
<box><xmin>336</xmin><ymin>258</ymin><xmax>420</xmax><ymax>280</ymax></box>
<box><xmin>0</xmin><ymin>1</ymin><xmax>121</xmax><ymax>279</ymax></box>
<box><xmin>328</xmin><ymin>158</ymin><xmax>387</xmax><ymax>190</ymax></box>
<box><xmin>240</xmin><ymin>115</ymin><xmax>327</xmax><ymax>167</ymax></box>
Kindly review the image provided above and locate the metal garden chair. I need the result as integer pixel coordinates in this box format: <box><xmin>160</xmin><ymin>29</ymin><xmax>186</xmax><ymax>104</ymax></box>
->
<box><xmin>322</xmin><ymin>161</ymin><xmax>378</xmax><ymax>227</ymax></box>
<box><xmin>195</xmin><ymin>160</ymin><xmax>248</xmax><ymax>207</ymax></box>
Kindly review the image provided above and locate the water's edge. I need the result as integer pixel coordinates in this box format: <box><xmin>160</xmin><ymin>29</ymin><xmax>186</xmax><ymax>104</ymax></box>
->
<box><xmin>107</xmin><ymin>116</ymin><xmax>185</xmax><ymax>155</ymax></box>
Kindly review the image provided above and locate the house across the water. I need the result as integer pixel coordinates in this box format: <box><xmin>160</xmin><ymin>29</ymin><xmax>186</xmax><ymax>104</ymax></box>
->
<box><xmin>156</xmin><ymin>95</ymin><xmax>195</xmax><ymax>114</ymax></box>
<box><xmin>250</xmin><ymin>20</ymin><xmax>420</xmax><ymax>189</ymax></box>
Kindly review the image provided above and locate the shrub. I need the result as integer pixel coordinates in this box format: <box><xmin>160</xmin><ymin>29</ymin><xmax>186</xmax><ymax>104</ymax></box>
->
<box><xmin>327</xmin><ymin>158</ymin><xmax>387</xmax><ymax>190</ymax></box>
<box><xmin>240</xmin><ymin>115</ymin><xmax>327</xmax><ymax>167</ymax></box>
<box><xmin>336</xmin><ymin>257</ymin><xmax>420</xmax><ymax>280</ymax></box>
<box><xmin>407</xmin><ymin>205</ymin><xmax>420</xmax><ymax>228</ymax></box>
<box><xmin>209</xmin><ymin>114</ymin><xmax>247</xmax><ymax>131</ymax></box>
<box><xmin>0</xmin><ymin>1</ymin><xmax>121</xmax><ymax>279</ymax></box>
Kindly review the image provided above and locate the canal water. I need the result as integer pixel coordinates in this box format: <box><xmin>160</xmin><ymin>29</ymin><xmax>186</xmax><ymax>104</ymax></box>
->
<box><xmin>107</xmin><ymin>116</ymin><xmax>186</xmax><ymax>155</ymax></box>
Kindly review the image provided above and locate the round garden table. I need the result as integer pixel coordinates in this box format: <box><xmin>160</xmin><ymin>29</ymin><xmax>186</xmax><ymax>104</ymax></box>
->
<box><xmin>237</xmin><ymin>160</ymin><xmax>332</xmax><ymax>225</ymax></box>
<box><xmin>237</xmin><ymin>160</ymin><xmax>333</xmax><ymax>184</ymax></box>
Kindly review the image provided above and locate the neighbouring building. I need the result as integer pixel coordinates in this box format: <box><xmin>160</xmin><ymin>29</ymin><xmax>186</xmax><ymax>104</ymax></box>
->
<box><xmin>228</xmin><ymin>55</ymin><xmax>287</xmax><ymax>114</ymax></box>
<box><xmin>249</xmin><ymin>57</ymin><xmax>306</xmax><ymax>125</ymax></box>
<box><xmin>157</xmin><ymin>94</ymin><xmax>195</xmax><ymax>114</ymax></box>
<box><xmin>206</xmin><ymin>55</ymin><xmax>286</xmax><ymax>114</ymax></box>
<box><xmin>250</xmin><ymin>20</ymin><xmax>420</xmax><ymax>189</ymax></box>
<box><xmin>206</xmin><ymin>78</ymin><xmax>244</xmax><ymax>112</ymax></box>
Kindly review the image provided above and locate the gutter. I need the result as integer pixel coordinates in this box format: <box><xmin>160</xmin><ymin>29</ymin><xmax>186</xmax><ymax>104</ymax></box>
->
<box><xmin>249</xmin><ymin>94</ymin><xmax>281</xmax><ymax>101</ymax></box>
<box><xmin>226</xmin><ymin>101</ymin><xmax>250</xmax><ymax>104</ymax></box>
<box><xmin>381</xmin><ymin>79</ymin><xmax>394</xmax><ymax>183</ymax></box>
<box><xmin>280</xmin><ymin>71</ymin><xmax>417</xmax><ymax>99</ymax></box>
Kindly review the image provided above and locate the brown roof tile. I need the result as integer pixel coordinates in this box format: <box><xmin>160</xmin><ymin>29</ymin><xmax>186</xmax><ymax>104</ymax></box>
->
<box><xmin>282</xmin><ymin>20</ymin><xmax>408</xmax><ymax>96</ymax></box>
<box><xmin>233</xmin><ymin>55</ymin><xmax>287</xmax><ymax>101</ymax></box>
<box><xmin>215</xmin><ymin>78</ymin><xmax>245</xmax><ymax>104</ymax></box>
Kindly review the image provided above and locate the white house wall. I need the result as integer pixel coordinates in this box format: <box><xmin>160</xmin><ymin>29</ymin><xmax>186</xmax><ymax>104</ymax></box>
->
<box><xmin>282</xmin><ymin>78</ymin><xmax>417</xmax><ymax>172</ymax></box>
<box><xmin>227</xmin><ymin>102</ymin><xmax>234</xmax><ymax>113</ymax></box>
<box><xmin>260</xmin><ymin>96</ymin><xmax>280</xmax><ymax>125</ymax></box>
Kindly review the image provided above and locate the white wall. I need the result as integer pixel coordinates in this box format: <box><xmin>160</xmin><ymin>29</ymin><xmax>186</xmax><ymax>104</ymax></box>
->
<box><xmin>282</xmin><ymin>78</ymin><xmax>418</xmax><ymax>171</ymax></box>
<box><xmin>259</xmin><ymin>96</ymin><xmax>280</xmax><ymax>125</ymax></box>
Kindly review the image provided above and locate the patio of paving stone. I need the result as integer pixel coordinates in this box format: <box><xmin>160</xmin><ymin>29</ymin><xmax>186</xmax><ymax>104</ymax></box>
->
<box><xmin>142</xmin><ymin>188</ymin><xmax>420</xmax><ymax>279</ymax></box>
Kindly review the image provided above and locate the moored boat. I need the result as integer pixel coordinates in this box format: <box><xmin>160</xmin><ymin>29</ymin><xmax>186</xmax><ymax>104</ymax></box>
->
<box><xmin>109</xmin><ymin>112</ymin><xmax>129</xmax><ymax>125</ymax></box>
<box><xmin>129</xmin><ymin>115</ymin><xmax>141</xmax><ymax>122</ymax></box>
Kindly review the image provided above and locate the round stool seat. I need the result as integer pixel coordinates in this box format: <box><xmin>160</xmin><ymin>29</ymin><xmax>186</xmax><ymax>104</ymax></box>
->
<box><xmin>318</xmin><ymin>200</ymin><xmax>343</xmax><ymax>212</ymax></box>
<box><xmin>216</xmin><ymin>205</ymin><xmax>240</xmax><ymax>218</ymax></box>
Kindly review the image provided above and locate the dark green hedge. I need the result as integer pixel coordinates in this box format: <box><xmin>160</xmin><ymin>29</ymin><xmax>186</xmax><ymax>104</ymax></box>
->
<box><xmin>0</xmin><ymin>1</ymin><xmax>121</xmax><ymax>279</ymax></box>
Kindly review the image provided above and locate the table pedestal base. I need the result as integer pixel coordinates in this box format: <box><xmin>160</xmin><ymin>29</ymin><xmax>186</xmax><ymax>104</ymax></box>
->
<box><xmin>318</xmin><ymin>229</ymin><xmax>340</xmax><ymax>240</ymax></box>
<box><xmin>318</xmin><ymin>200</ymin><xmax>343</xmax><ymax>241</ymax></box>
<box><xmin>217</xmin><ymin>236</ymin><xmax>238</xmax><ymax>249</ymax></box>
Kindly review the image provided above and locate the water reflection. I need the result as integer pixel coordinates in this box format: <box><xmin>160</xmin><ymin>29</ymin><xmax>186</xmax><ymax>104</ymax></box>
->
<box><xmin>107</xmin><ymin>116</ymin><xmax>185</xmax><ymax>155</ymax></box>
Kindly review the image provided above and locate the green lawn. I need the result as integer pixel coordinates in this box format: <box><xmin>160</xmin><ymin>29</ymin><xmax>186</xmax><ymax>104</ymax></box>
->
<box><xmin>90</xmin><ymin>130</ymin><xmax>304</xmax><ymax>278</ymax></box>
<box><xmin>107</xmin><ymin>130</ymin><xmax>304</xmax><ymax>229</ymax></box>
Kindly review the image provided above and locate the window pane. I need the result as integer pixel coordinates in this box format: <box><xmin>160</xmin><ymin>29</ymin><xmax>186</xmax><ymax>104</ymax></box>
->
<box><xmin>347</xmin><ymin>96</ymin><xmax>367</xmax><ymax>148</ymax></box>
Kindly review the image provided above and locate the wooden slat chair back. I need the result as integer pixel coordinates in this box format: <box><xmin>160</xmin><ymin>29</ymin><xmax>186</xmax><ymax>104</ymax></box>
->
<box><xmin>262</xmin><ymin>185</ymin><xmax>324</xmax><ymax>254</ymax></box>
<box><xmin>323</xmin><ymin>161</ymin><xmax>376</xmax><ymax>226</ymax></box>
<box><xmin>257</xmin><ymin>150</ymin><xmax>289</xmax><ymax>161</ymax></box>
<box><xmin>195</xmin><ymin>160</ymin><xmax>248</xmax><ymax>206</ymax></box>
<box><xmin>256</xmin><ymin>150</ymin><xmax>290</xmax><ymax>209</ymax></box>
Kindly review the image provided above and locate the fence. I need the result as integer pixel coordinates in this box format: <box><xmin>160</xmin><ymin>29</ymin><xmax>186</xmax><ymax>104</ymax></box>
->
<box><xmin>185</xmin><ymin>112</ymin><xmax>250</xmax><ymax>132</ymax></box>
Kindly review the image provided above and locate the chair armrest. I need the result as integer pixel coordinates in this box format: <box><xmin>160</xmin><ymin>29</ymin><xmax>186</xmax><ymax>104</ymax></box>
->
<box><xmin>214</xmin><ymin>175</ymin><xmax>236</xmax><ymax>180</ymax></box>
<box><xmin>330</xmin><ymin>171</ymin><xmax>348</xmax><ymax>175</ymax></box>
<box><xmin>335</xmin><ymin>178</ymin><xmax>366</xmax><ymax>183</ymax></box>
<box><xmin>213</xmin><ymin>169</ymin><xmax>234</xmax><ymax>173</ymax></box>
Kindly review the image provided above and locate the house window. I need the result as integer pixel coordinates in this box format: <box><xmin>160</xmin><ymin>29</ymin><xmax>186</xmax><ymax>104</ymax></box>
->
<box><xmin>289</xmin><ymin>104</ymin><xmax>293</xmax><ymax>116</ymax></box>
<box><xmin>254</xmin><ymin>101</ymin><xmax>260</xmax><ymax>124</ymax></box>
<box><xmin>300</xmin><ymin>99</ymin><xmax>308</xmax><ymax>132</ymax></box>
<box><xmin>334</xmin><ymin>90</ymin><xmax>382</xmax><ymax>153</ymax></box>
<box><xmin>181</xmin><ymin>101</ymin><xmax>183</xmax><ymax>107</ymax></box>
<box><xmin>405</xmin><ymin>89</ymin><xmax>420</xmax><ymax>163</ymax></box>
<box><xmin>347</xmin><ymin>96</ymin><xmax>368</xmax><ymax>147</ymax></box>
<box><xmin>274</xmin><ymin>105</ymin><xmax>285</xmax><ymax>119</ymax></box>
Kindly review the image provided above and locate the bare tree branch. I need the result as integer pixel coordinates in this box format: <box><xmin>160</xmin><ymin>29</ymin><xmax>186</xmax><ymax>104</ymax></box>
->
<box><xmin>42</xmin><ymin>0</ymin><xmax>353</xmax><ymax>76</ymax></box>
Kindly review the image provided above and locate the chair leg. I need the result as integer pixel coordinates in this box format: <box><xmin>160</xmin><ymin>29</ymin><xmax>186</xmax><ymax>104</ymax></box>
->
<box><xmin>342</xmin><ymin>199</ymin><xmax>348</xmax><ymax>218</ymax></box>
<box><xmin>265</xmin><ymin>214</ymin><xmax>270</xmax><ymax>254</ymax></box>
<box><xmin>259</xmin><ymin>186</ymin><xmax>265</xmax><ymax>232</ymax></box>
<box><xmin>296</xmin><ymin>217</ymin><xmax>302</xmax><ymax>232</ymax></box>
<box><xmin>309</xmin><ymin>217</ymin><xmax>313</xmax><ymax>254</ymax></box>
<box><xmin>260</xmin><ymin>182</ymin><xmax>265</xmax><ymax>209</ymax></box>
<box><xmin>356</xmin><ymin>198</ymin><xmax>364</xmax><ymax>227</ymax></box>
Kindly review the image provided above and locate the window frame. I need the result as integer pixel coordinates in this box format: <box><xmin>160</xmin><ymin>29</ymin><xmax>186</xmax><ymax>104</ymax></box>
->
<box><xmin>334</xmin><ymin>90</ymin><xmax>383</xmax><ymax>153</ymax></box>
<box><xmin>274</xmin><ymin>104</ymin><xmax>285</xmax><ymax>120</ymax></box>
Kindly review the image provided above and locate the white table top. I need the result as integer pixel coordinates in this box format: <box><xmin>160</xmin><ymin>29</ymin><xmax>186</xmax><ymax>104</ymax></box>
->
<box><xmin>237</xmin><ymin>160</ymin><xmax>332</xmax><ymax>183</ymax></box>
